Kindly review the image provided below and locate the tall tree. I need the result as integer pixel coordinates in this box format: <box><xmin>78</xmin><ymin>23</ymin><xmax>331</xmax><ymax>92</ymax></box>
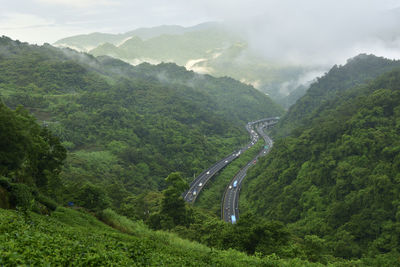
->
<box><xmin>160</xmin><ymin>172</ymin><xmax>189</xmax><ymax>228</ymax></box>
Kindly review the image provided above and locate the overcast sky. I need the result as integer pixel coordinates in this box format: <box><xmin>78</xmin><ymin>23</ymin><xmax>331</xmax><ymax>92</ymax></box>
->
<box><xmin>1</xmin><ymin>0</ymin><xmax>400</xmax><ymax>65</ymax></box>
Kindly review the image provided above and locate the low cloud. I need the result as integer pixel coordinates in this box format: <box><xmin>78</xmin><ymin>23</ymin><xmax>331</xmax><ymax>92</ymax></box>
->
<box><xmin>2</xmin><ymin>0</ymin><xmax>400</xmax><ymax>67</ymax></box>
<box><xmin>0</xmin><ymin>13</ymin><xmax>54</xmax><ymax>30</ymax></box>
<box><xmin>220</xmin><ymin>0</ymin><xmax>400</xmax><ymax>66</ymax></box>
<box><xmin>33</xmin><ymin>0</ymin><xmax>116</xmax><ymax>8</ymax></box>
<box><xmin>0</xmin><ymin>13</ymin><xmax>88</xmax><ymax>44</ymax></box>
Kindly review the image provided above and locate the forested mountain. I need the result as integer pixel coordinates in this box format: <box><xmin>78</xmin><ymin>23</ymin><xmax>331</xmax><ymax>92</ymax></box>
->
<box><xmin>241</xmin><ymin>63</ymin><xmax>400</xmax><ymax>261</ymax></box>
<box><xmin>54</xmin><ymin>22</ymin><xmax>219</xmax><ymax>52</ymax></box>
<box><xmin>54</xmin><ymin>23</ymin><xmax>318</xmax><ymax>106</ymax></box>
<box><xmin>0</xmin><ymin>36</ymin><xmax>281</xmax><ymax>209</ymax></box>
<box><xmin>0</xmin><ymin>84</ymin><xmax>315</xmax><ymax>266</ymax></box>
<box><xmin>274</xmin><ymin>54</ymin><xmax>400</xmax><ymax>137</ymax></box>
<box><xmin>0</xmin><ymin>36</ymin><xmax>335</xmax><ymax>265</ymax></box>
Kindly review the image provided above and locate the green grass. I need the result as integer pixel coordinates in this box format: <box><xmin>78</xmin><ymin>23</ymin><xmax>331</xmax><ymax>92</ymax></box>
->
<box><xmin>0</xmin><ymin>207</ymin><xmax>327</xmax><ymax>266</ymax></box>
<box><xmin>195</xmin><ymin>139</ymin><xmax>264</xmax><ymax>215</ymax></box>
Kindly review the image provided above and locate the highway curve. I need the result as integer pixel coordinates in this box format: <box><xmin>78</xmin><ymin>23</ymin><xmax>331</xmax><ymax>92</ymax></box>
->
<box><xmin>183</xmin><ymin>122</ymin><xmax>260</xmax><ymax>203</ymax></box>
<box><xmin>222</xmin><ymin>119</ymin><xmax>277</xmax><ymax>223</ymax></box>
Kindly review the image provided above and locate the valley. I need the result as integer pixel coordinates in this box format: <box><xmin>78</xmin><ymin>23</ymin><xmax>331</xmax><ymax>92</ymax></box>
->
<box><xmin>1</xmin><ymin>3</ymin><xmax>400</xmax><ymax>264</ymax></box>
<box><xmin>54</xmin><ymin>23</ymin><xmax>324</xmax><ymax>108</ymax></box>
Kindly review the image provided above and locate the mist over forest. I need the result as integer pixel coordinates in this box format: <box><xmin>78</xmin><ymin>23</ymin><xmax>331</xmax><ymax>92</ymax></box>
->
<box><xmin>1</xmin><ymin>1</ymin><xmax>400</xmax><ymax>266</ymax></box>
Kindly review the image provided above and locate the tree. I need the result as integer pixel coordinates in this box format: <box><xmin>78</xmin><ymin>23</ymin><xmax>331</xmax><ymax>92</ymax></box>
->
<box><xmin>75</xmin><ymin>183</ymin><xmax>110</xmax><ymax>212</ymax></box>
<box><xmin>156</xmin><ymin>172</ymin><xmax>189</xmax><ymax>229</ymax></box>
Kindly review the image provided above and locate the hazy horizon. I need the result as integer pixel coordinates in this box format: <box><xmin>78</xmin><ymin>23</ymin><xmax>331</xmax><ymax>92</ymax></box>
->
<box><xmin>2</xmin><ymin>0</ymin><xmax>400</xmax><ymax>66</ymax></box>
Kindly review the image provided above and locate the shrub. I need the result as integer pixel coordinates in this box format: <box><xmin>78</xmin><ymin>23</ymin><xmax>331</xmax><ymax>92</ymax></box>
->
<box><xmin>0</xmin><ymin>186</ymin><xmax>10</xmax><ymax>209</ymax></box>
<box><xmin>0</xmin><ymin>176</ymin><xmax>11</xmax><ymax>190</ymax></box>
<box><xmin>36</xmin><ymin>194</ymin><xmax>58</xmax><ymax>211</ymax></box>
<box><xmin>9</xmin><ymin>183</ymin><xmax>34</xmax><ymax>210</ymax></box>
<box><xmin>99</xmin><ymin>208</ymin><xmax>139</xmax><ymax>234</ymax></box>
<box><xmin>75</xmin><ymin>183</ymin><xmax>110</xmax><ymax>212</ymax></box>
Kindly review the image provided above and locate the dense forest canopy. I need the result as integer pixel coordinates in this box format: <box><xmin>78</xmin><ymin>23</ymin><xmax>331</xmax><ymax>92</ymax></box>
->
<box><xmin>54</xmin><ymin>23</ymin><xmax>317</xmax><ymax>107</ymax></box>
<box><xmin>274</xmin><ymin>54</ymin><xmax>400</xmax><ymax>137</ymax></box>
<box><xmin>0</xmin><ymin>36</ymin><xmax>282</xmax><ymax>210</ymax></box>
<box><xmin>241</xmin><ymin>64</ymin><xmax>400</xmax><ymax>261</ymax></box>
<box><xmin>2</xmin><ymin>33</ymin><xmax>400</xmax><ymax>265</ymax></box>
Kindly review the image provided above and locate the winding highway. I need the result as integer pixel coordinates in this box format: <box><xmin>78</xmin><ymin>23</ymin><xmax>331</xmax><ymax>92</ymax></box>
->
<box><xmin>183</xmin><ymin>122</ymin><xmax>260</xmax><ymax>203</ymax></box>
<box><xmin>222</xmin><ymin>119</ymin><xmax>277</xmax><ymax>223</ymax></box>
<box><xmin>184</xmin><ymin>117</ymin><xmax>278</xmax><ymax>206</ymax></box>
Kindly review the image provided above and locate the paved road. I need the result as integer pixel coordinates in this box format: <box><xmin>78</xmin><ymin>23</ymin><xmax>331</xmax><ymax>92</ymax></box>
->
<box><xmin>183</xmin><ymin>117</ymin><xmax>279</xmax><ymax>204</ymax></box>
<box><xmin>222</xmin><ymin>120</ymin><xmax>276</xmax><ymax>223</ymax></box>
<box><xmin>183</xmin><ymin>123</ymin><xmax>259</xmax><ymax>203</ymax></box>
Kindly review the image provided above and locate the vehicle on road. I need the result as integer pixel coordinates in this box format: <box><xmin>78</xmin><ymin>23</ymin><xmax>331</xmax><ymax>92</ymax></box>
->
<box><xmin>231</xmin><ymin>215</ymin><xmax>236</xmax><ymax>224</ymax></box>
<box><xmin>233</xmin><ymin>180</ymin><xmax>238</xmax><ymax>188</ymax></box>
<box><xmin>206</xmin><ymin>171</ymin><xmax>210</xmax><ymax>175</ymax></box>
<box><xmin>198</xmin><ymin>183</ymin><xmax>203</xmax><ymax>187</ymax></box>
<box><xmin>193</xmin><ymin>190</ymin><xmax>197</xmax><ymax>195</ymax></box>
<box><xmin>229</xmin><ymin>185</ymin><xmax>232</xmax><ymax>189</ymax></box>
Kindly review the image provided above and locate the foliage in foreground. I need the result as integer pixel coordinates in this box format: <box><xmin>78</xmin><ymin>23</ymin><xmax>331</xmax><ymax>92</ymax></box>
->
<box><xmin>0</xmin><ymin>207</ymin><xmax>328</xmax><ymax>266</ymax></box>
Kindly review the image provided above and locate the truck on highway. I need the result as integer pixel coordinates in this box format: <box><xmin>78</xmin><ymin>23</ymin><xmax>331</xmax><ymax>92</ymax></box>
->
<box><xmin>231</xmin><ymin>215</ymin><xmax>236</xmax><ymax>224</ymax></box>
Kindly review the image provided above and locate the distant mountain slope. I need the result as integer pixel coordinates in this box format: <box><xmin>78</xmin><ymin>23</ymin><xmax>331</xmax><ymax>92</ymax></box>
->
<box><xmin>54</xmin><ymin>22</ymin><xmax>219</xmax><ymax>51</ymax></box>
<box><xmin>241</xmin><ymin>64</ymin><xmax>400</xmax><ymax>260</ymax></box>
<box><xmin>54</xmin><ymin>23</ymin><xmax>316</xmax><ymax>106</ymax></box>
<box><xmin>91</xmin><ymin>27</ymin><xmax>239</xmax><ymax>66</ymax></box>
<box><xmin>0</xmin><ymin>36</ymin><xmax>281</xmax><ymax>209</ymax></box>
<box><xmin>274</xmin><ymin>54</ymin><xmax>400</xmax><ymax>137</ymax></box>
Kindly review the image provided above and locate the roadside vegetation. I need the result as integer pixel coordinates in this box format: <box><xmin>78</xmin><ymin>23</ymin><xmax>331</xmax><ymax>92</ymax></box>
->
<box><xmin>195</xmin><ymin>139</ymin><xmax>264</xmax><ymax>216</ymax></box>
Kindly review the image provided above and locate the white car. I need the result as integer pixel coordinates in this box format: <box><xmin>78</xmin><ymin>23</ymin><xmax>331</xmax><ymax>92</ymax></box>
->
<box><xmin>198</xmin><ymin>183</ymin><xmax>203</xmax><ymax>187</ymax></box>
<box><xmin>206</xmin><ymin>171</ymin><xmax>210</xmax><ymax>175</ymax></box>
<box><xmin>225</xmin><ymin>160</ymin><xmax>228</xmax><ymax>163</ymax></box>
<box><xmin>193</xmin><ymin>190</ymin><xmax>197</xmax><ymax>195</ymax></box>
<box><xmin>229</xmin><ymin>185</ymin><xmax>232</xmax><ymax>189</ymax></box>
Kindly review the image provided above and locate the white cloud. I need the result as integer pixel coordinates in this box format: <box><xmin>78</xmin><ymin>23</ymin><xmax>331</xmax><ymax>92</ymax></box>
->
<box><xmin>217</xmin><ymin>0</ymin><xmax>400</xmax><ymax>65</ymax></box>
<box><xmin>1</xmin><ymin>0</ymin><xmax>400</xmax><ymax>64</ymax></box>
<box><xmin>34</xmin><ymin>0</ymin><xmax>116</xmax><ymax>8</ymax></box>
<box><xmin>0</xmin><ymin>13</ymin><xmax>92</xmax><ymax>44</ymax></box>
<box><xmin>0</xmin><ymin>13</ymin><xmax>54</xmax><ymax>29</ymax></box>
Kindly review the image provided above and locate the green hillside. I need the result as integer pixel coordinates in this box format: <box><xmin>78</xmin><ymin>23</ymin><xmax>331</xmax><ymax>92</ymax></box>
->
<box><xmin>54</xmin><ymin>23</ymin><xmax>315</xmax><ymax>106</ymax></box>
<box><xmin>0</xmin><ymin>207</ymin><xmax>331</xmax><ymax>266</ymax></box>
<box><xmin>54</xmin><ymin>23</ymin><xmax>217</xmax><ymax>51</ymax></box>
<box><xmin>0</xmin><ymin>36</ymin><xmax>281</xmax><ymax>211</ymax></box>
<box><xmin>241</xmin><ymin>65</ymin><xmax>400</xmax><ymax>263</ymax></box>
<box><xmin>2</xmin><ymin>35</ymin><xmax>398</xmax><ymax>265</ymax></box>
<box><xmin>0</xmin><ymin>100</ymin><xmax>335</xmax><ymax>265</ymax></box>
<box><xmin>274</xmin><ymin>54</ymin><xmax>400</xmax><ymax>137</ymax></box>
